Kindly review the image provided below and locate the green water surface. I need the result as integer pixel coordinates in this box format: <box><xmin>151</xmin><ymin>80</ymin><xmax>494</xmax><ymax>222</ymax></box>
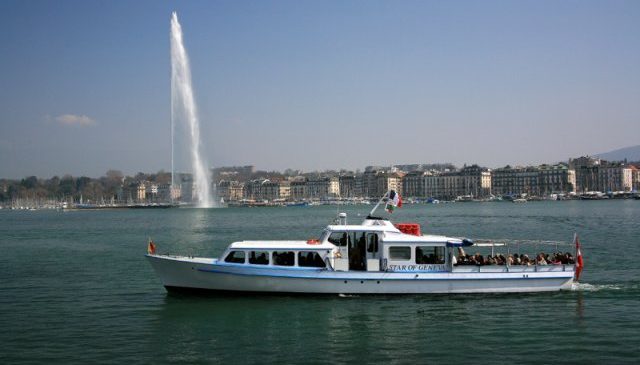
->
<box><xmin>1</xmin><ymin>201</ymin><xmax>638</xmax><ymax>364</ymax></box>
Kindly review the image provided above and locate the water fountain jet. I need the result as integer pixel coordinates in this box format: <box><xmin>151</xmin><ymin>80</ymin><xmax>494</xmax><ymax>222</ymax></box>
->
<box><xmin>170</xmin><ymin>11</ymin><xmax>213</xmax><ymax>208</ymax></box>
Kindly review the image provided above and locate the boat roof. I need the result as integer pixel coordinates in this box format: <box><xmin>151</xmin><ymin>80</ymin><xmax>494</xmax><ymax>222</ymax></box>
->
<box><xmin>325</xmin><ymin>225</ymin><xmax>399</xmax><ymax>232</ymax></box>
<box><xmin>383</xmin><ymin>232</ymin><xmax>462</xmax><ymax>244</ymax></box>
<box><xmin>229</xmin><ymin>240</ymin><xmax>335</xmax><ymax>250</ymax></box>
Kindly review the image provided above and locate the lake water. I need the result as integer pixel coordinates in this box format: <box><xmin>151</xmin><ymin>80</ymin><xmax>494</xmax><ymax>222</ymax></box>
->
<box><xmin>1</xmin><ymin>201</ymin><xmax>639</xmax><ymax>364</ymax></box>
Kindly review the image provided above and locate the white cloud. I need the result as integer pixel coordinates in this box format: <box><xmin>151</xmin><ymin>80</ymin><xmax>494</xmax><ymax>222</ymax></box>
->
<box><xmin>55</xmin><ymin>114</ymin><xmax>97</xmax><ymax>127</ymax></box>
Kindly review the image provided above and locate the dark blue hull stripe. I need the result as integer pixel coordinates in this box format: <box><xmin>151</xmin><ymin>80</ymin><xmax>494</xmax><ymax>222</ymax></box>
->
<box><xmin>196</xmin><ymin>267</ymin><xmax>572</xmax><ymax>281</ymax></box>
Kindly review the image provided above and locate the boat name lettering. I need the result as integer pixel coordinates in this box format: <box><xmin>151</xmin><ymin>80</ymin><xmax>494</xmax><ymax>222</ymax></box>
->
<box><xmin>387</xmin><ymin>264</ymin><xmax>445</xmax><ymax>272</ymax></box>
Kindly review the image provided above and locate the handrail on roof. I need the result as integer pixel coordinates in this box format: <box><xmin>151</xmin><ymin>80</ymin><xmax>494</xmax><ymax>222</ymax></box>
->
<box><xmin>473</xmin><ymin>238</ymin><xmax>572</xmax><ymax>246</ymax></box>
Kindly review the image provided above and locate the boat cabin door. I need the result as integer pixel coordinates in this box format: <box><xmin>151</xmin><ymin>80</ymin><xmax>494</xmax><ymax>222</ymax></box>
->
<box><xmin>365</xmin><ymin>232</ymin><xmax>380</xmax><ymax>271</ymax></box>
<box><xmin>348</xmin><ymin>232</ymin><xmax>367</xmax><ymax>271</ymax></box>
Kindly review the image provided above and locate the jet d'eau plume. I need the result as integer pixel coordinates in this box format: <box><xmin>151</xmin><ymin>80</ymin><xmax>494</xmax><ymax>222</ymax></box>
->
<box><xmin>170</xmin><ymin>11</ymin><xmax>214</xmax><ymax>208</ymax></box>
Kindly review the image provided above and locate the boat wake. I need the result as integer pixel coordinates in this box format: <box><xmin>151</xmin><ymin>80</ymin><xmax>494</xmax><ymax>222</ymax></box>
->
<box><xmin>338</xmin><ymin>293</ymin><xmax>360</xmax><ymax>298</ymax></box>
<box><xmin>571</xmin><ymin>282</ymin><xmax>622</xmax><ymax>292</ymax></box>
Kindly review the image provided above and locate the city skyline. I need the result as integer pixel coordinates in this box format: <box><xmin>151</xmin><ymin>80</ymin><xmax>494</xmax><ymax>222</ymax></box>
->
<box><xmin>1</xmin><ymin>1</ymin><xmax>639</xmax><ymax>178</ymax></box>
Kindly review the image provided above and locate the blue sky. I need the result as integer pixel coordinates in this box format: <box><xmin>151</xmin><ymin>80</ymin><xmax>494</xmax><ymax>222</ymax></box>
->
<box><xmin>1</xmin><ymin>0</ymin><xmax>639</xmax><ymax>178</ymax></box>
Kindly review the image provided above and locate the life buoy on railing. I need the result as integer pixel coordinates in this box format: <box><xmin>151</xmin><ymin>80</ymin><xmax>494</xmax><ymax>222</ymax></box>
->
<box><xmin>307</xmin><ymin>239</ymin><xmax>321</xmax><ymax>245</ymax></box>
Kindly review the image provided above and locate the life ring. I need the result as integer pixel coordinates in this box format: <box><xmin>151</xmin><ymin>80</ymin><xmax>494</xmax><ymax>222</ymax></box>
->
<box><xmin>307</xmin><ymin>239</ymin><xmax>321</xmax><ymax>245</ymax></box>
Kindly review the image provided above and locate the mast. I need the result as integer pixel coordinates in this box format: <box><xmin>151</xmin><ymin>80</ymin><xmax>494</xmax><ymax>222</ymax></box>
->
<box><xmin>369</xmin><ymin>190</ymin><xmax>390</xmax><ymax>216</ymax></box>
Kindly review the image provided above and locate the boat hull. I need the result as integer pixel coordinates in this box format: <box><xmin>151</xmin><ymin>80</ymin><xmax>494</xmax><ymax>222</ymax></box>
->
<box><xmin>146</xmin><ymin>255</ymin><xmax>574</xmax><ymax>295</ymax></box>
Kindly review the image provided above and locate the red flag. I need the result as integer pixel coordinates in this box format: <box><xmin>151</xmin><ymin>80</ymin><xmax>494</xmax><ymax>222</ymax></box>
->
<box><xmin>574</xmin><ymin>234</ymin><xmax>584</xmax><ymax>282</ymax></box>
<box><xmin>148</xmin><ymin>239</ymin><xmax>156</xmax><ymax>255</ymax></box>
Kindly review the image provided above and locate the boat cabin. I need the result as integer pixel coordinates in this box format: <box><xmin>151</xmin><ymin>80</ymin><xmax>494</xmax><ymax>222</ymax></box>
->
<box><xmin>219</xmin><ymin>215</ymin><xmax>460</xmax><ymax>273</ymax></box>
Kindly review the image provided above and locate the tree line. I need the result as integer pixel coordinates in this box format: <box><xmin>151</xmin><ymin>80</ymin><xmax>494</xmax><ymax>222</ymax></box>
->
<box><xmin>0</xmin><ymin>170</ymin><xmax>171</xmax><ymax>202</ymax></box>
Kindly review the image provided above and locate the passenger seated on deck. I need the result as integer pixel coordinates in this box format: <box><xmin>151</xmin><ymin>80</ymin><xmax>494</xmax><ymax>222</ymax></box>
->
<box><xmin>507</xmin><ymin>255</ymin><xmax>514</xmax><ymax>265</ymax></box>
<box><xmin>457</xmin><ymin>248</ymin><xmax>467</xmax><ymax>264</ymax></box>
<box><xmin>537</xmin><ymin>253</ymin><xmax>548</xmax><ymax>265</ymax></box>
<box><xmin>565</xmin><ymin>252</ymin><xmax>575</xmax><ymax>264</ymax></box>
<box><xmin>561</xmin><ymin>252</ymin><xmax>574</xmax><ymax>265</ymax></box>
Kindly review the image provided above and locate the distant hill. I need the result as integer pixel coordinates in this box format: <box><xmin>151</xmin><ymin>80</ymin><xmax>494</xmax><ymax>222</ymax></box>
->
<box><xmin>596</xmin><ymin>145</ymin><xmax>640</xmax><ymax>162</ymax></box>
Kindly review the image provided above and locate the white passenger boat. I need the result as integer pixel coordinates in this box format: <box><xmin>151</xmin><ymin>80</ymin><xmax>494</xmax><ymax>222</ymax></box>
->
<box><xmin>146</xmin><ymin>192</ymin><xmax>583</xmax><ymax>295</ymax></box>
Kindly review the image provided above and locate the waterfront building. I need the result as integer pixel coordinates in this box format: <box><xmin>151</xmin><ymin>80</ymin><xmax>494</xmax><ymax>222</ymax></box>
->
<box><xmin>537</xmin><ymin>164</ymin><xmax>576</xmax><ymax>195</ymax></box>
<box><xmin>354</xmin><ymin>173</ymin><xmax>364</xmax><ymax>198</ymax></box>
<box><xmin>424</xmin><ymin>165</ymin><xmax>491</xmax><ymax>200</ymax></box>
<box><xmin>361</xmin><ymin>169</ymin><xmax>379</xmax><ymax>198</ymax></box>
<box><xmin>402</xmin><ymin>171</ymin><xmax>427</xmax><ymax>198</ymax></box>
<box><xmin>143</xmin><ymin>183</ymin><xmax>159</xmax><ymax>202</ymax></box>
<box><xmin>570</xmin><ymin>156</ymin><xmax>602</xmax><ymax>192</ymax></box>
<box><xmin>242</xmin><ymin>179</ymin><xmax>261</xmax><ymax>201</ymax></box>
<box><xmin>261</xmin><ymin>180</ymin><xmax>281</xmax><ymax>201</ymax></box>
<box><xmin>338</xmin><ymin>175</ymin><xmax>357</xmax><ymax>198</ymax></box>
<box><xmin>156</xmin><ymin>184</ymin><xmax>173</xmax><ymax>202</ymax></box>
<box><xmin>176</xmin><ymin>173</ymin><xmax>194</xmax><ymax>203</ymax></box>
<box><xmin>598</xmin><ymin>164</ymin><xmax>633</xmax><ymax>192</ymax></box>
<box><xmin>491</xmin><ymin>164</ymin><xmax>576</xmax><ymax>197</ymax></box>
<box><xmin>278</xmin><ymin>180</ymin><xmax>291</xmax><ymax>201</ymax></box>
<box><xmin>375</xmin><ymin>171</ymin><xmax>403</xmax><ymax>198</ymax></box>
<box><xmin>136</xmin><ymin>182</ymin><xmax>146</xmax><ymax>202</ymax></box>
<box><xmin>570</xmin><ymin>156</ymin><xmax>633</xmax><ymax>192</ymax></box>
<box><xmin>217</xmin><ymin>180</ymin><xmax>244</xmax><ymax>202</ymax></box>
<box><xmin>243</xmin><ymin>179</ymin><xmax>273</xmax><ymax>201</ymax></box>
<box><xmin>491</xmin><ymin>166</ymin><xmax>541</xmax><ymax>197</ymax></box>
<box><xmin>632</xmin><ymin>166</ymin><xmax>640</xmax><ymax>191</ymax></box>
<box><xmin>306</xmin><ymin>177</ymin><xmax>339</xmax><ymax>200</ymax></box>
<box><xmin>290</xmin><ymin>178</ymin><xmax>307</xmax><ymax>201</ymax></box>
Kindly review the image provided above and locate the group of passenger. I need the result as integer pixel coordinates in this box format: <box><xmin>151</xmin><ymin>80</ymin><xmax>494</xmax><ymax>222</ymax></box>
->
<box><xmin>272</xmin><ymin>251</ymin><xmax>295</xmax><ymax>266</ymax></box>
<box><xmin>455</xmin><ymin>248</ymin><xmax>575</xmax><ymax>266</ymax></box>
<box><xmin>248</xmin><ymin>251</ymin><xmax>269</xmax><ymax>265</ymax></box>
<box><xmin>298</xmin><ymin>251</ymin><xmax>326</xmax><ymax>268</ymax></box>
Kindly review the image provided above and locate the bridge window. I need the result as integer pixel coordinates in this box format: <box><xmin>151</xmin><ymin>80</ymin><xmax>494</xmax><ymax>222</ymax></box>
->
<box><xmin>415</xmin><ymin>246</ymin><xmax>445</xmax><ymax>264</ymax></box>
<box><xmin>298</xmin><ymin>251</ymin><xmax>326</xmax><ymax>268</ymax></box>
<box><xmin>273</xmin><ymin>251</ymin><xmax>295</xmax><ymax>266</ymax></box>
<box><xmin>248</xmin><ymin>251</ymin><xmax>269</xmax><ymax>265</ymax></box>
<box><xmin>224</xmin><ymin>250</ymin><xmax>245</xmax><ymax>264</ymax></box>
<box><xmin>328</xmin><ymin>232</ymin><xmax>348</xmax><ymax>247</ymax></box>
<box><xmin>389</xmin><ymin>246</ymin><xmax>411</xmax><ymax>260</ymax></box>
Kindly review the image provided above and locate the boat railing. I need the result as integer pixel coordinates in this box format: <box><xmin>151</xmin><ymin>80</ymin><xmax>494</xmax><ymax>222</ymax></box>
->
<box><xmin>453</xmin><ymin>238</ymin><xmax>577</xmax><ymax>273</ymax></box>
<box><xmin>452</xmin><ymin>264</ymin><xmax>575</xmax><ymax>273</ymax></box>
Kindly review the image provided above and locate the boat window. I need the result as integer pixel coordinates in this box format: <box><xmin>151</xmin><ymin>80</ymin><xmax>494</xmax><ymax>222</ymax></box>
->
<box><xmin>248</xmin><ymin>251</ymin><xmax>269</xmax><ymax>265</ymax></box>
<box><xmin>224</xmin><ymin>250</ymin><xmax>246</xmax><ymax>264</ymax></box>
<box><xmin>328</xmin><ymin>232</ymin><xmax>348</xmax><ymax>247</ymax></box>
<box><xmin>273</xmin><ymin>251</ymin><xmax>295</xmax><ymax>266</ymax></box>
<box><xmin>415</xmin><ymin>246</ymin><xmax>445</xmax><ymax>264</ymax></box>
<box><xmin>298</xmin><ymin>251</ymin><xmax>326</xmax><ymax>268</ymax></box>
<box><xmin>366</xmin><ymin>233</ymin><xmax>379</xmax><ymax>253</ymax></box>
<box><xmin>389</xmin><ymin>246</ymin><xmax>411</xmax><ymax>260</ymax></box>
